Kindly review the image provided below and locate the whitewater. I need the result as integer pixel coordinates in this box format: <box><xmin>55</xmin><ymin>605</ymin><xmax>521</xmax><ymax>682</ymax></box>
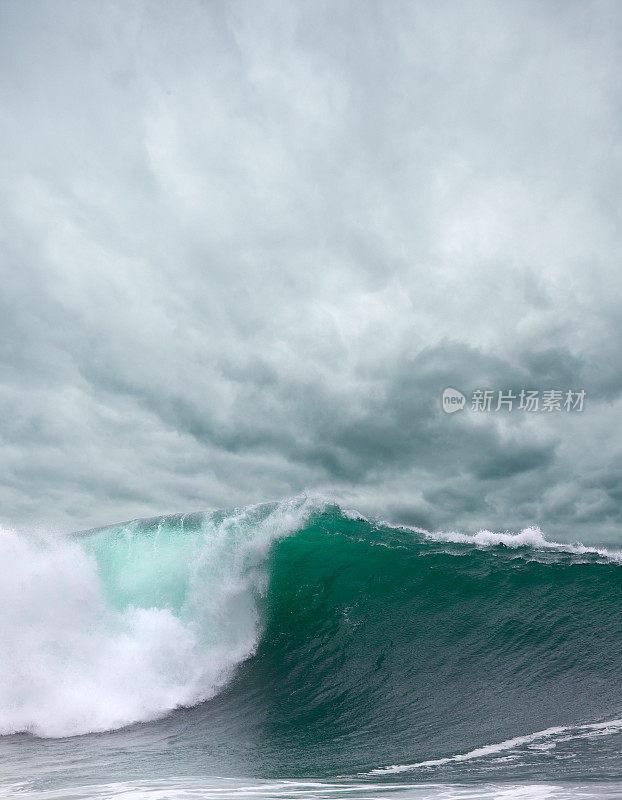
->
<box><xmin>0</xmin><ymin>497</ymin><xmax>315</xmax><ymax>737</ymax></box>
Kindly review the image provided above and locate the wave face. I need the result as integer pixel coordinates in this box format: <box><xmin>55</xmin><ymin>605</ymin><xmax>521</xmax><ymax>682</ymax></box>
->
<box><xmin>1</xmin><ymin>497</ymin><xmax>621</xmax><ymax>780</ymax></box>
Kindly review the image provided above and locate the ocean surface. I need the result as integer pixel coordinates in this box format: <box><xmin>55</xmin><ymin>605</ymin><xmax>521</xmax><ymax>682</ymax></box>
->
<box><xmin>1</xmin><ymin>497</ymin><xmax>621</xmax><ymax>799</ymax></box>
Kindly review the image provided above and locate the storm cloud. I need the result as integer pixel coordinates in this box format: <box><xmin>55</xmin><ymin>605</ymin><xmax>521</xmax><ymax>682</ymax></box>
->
<box><xmin>1</xmin><ymin>0</ymin><xmax>622</xmax><ymax>542</ymax></box>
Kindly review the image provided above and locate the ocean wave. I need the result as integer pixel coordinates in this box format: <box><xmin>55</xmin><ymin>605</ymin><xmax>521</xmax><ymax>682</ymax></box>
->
<box><xmin>1</xmin><ymin>496</ymin><xmax>620</xmax><ymax>749</ymax></box>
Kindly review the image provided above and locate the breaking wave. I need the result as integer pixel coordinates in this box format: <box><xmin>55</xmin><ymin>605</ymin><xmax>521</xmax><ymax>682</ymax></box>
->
<box><xmin>1</xmin><ymin>495</ymin><xmax>621</xmax><ymax>781</ymax></box>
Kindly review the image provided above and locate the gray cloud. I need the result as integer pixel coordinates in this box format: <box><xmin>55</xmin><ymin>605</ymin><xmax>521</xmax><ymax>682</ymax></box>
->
<box><xmin>1</xmin><ymin>0</ymin><xmax>622</xmax><ymax>543</ymax></box>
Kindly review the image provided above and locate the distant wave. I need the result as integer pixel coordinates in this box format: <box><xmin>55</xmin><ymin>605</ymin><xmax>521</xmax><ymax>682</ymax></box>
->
<box><xmin>418</xmin><ymin>526</ymin><xmax>622</xmax><ymax>563</ymax></box>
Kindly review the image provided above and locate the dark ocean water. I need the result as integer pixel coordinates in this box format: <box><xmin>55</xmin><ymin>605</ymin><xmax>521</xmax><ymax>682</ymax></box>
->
<box><xmin>1</xmin><ymin>497</ymin><xmax>620</xmax><ymax>798</ymax></box>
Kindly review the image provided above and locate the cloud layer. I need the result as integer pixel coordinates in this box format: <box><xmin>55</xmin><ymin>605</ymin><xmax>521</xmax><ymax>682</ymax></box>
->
<box><xmin>1</xmin><ymin>1</ymin><xmax>622</xmax><ymax>541</ymax></box>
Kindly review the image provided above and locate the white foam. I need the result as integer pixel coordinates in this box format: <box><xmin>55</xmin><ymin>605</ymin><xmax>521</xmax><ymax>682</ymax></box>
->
<box><xmin>1</xmin><ymin>778</ymin><xmax>620</xmax><ymax>799</ymax></box>
<box><xmin>341</xmin><ymin>508</ymin><xmax>370</xmax><ymax>522</ymax></box>
<box><xmin>369</xmin><ymin>718</ymin><xmax>622</xmax><ymax>774</ymax></box>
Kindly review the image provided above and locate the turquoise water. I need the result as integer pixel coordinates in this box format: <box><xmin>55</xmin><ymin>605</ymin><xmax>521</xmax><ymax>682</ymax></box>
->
<box><xmin>1</xmin><ymin>497</ymin><xmax>621</xmax><ymax>798</ymax></box>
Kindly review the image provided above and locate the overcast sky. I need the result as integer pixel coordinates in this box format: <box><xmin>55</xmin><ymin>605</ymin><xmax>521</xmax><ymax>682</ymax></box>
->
<box><xmin>1</xmin><ymin>0</ymin><xmax>621</xmax><ymax>542</ymax></box>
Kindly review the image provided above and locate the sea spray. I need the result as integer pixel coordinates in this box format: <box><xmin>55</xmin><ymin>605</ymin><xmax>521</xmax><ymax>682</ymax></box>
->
<box><xmin>0</xmin><ymin>497</ymin><xmax>316</xmax><ymax>737</ymax></box>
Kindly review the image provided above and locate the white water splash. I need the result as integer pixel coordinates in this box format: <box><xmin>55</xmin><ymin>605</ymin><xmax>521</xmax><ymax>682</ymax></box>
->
<box><xmin>0</xmin><ymin>497</ymin><xmax>317</xmax><ymax>738</ymax></box>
